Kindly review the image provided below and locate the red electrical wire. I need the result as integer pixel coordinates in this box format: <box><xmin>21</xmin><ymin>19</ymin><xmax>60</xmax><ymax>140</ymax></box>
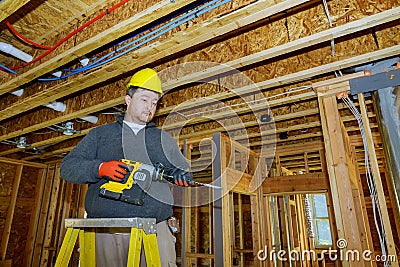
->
<box><xmin>6</xmin><ymin>21</ymin><xmax>52</xmax><ymax>50</ymax></box>
<box><xmin>7</xmin><ymin>0</ymin><xmax>130</xmax><ymax>71</ymax></box>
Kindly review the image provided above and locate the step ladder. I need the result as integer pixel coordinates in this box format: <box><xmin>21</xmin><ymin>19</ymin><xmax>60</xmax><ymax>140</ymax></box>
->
<box><xmin>54</xmin><ymin>217</ymin><xmax>161</xmax><ymax>267</ymax></box>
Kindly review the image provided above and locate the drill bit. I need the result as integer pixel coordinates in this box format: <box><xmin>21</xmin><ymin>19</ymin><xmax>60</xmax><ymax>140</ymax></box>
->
<box><xmin>192</xmin><ymin>181</ymin><xmax>222</xmax><ymax>189</ymax></box>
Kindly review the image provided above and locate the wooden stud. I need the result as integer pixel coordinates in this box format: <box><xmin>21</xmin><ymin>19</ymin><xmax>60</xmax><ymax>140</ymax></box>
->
<box><xmin>221</xmin><ymin>137</ymin><xmax>233</xmax><ymax>267</ymax></box>
<box><xmin>0</xmin><ymin>260</ymin><xmax>12</xmax><ymax>267</ymax></box>
<box><xmin>194</xmin><ymin>194</ymin><xmax>199</xmax><ymax>266</ymax></box>
<box><xmin>23</xmin><ymin>168</ymin><xmax>46</xmax><ymax>267</ymax></box>
<box><xmin>31</xmin><ymin>167</ymin><xmax>56</xmax><ymax>267</ymax></box>
<box><xmin>0</xmin><ymin>164</ymin><xmax>23</xmax><ymax>260</ymax></box>
<box><xmin>182</xmin><ymin>139</ymin><xmax>192</xmax><ymax>267</ymax></box>
<box><xmin>54</xmin><ymin>178</ymin><xmax>67</xmax><ymax>263</ymax></box>
<box><xmin>163</xmin><ymin>7</ymin><xmax>400</xmax><ymax>93</ymax></box>
<box><xmin>40</xmin><ymin>166</ymin><xmax>62</xmax><ymax>266</ymax></box>
<box><xmin>351</xmin><ymin>145</ymin><xmax>377</xmax><ymax>267</ymax></box>
<box><xmin>319</xmin><ymin>149</ymin><xmax>340</xmax><ymax>267</ymax></box>
<box><xmin>358</xmin><ymin>93</ymin><xmax>398</xmax><ymax>266</ymax></box>
<box><xmin>250</xmin><ymin>193</ymin><xmax>261</xmax><ymax>267</ymax></box>
<box><xmin>318</xmin><ymin>94</ymin><xmax>364</xmax><ymax>267</ymax></box>
<box><xmin>238</xmin><ymin>194</ymin><xmax>245</xmax><ymax>267</ymax></box>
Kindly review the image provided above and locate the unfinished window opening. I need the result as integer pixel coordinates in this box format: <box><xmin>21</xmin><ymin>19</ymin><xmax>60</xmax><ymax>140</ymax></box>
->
<box><xmin>265</xmin><ymin>192</ymin><xmax>334</xmax><ymax>266</ymax></box>
<box><xmin>310</xmin><ymin>193</ymin><xmax>332</xmax><ymax>247</ymax></box>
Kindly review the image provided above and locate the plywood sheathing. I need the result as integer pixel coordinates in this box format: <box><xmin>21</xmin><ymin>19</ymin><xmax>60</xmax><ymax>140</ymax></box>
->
<box><xmin>0</xmin><ymin>0</ymin><xmax>160</xmax><ymax>77</ymax></box>
<box><xmin>3</xmin><ymin>165</ymin><xmax>39</xmax><ymax>266</ymax></box>
<box><xmin>0</xmin><ymin>161</ymin><xmax>42</xmax><ymax>266</ymax></box>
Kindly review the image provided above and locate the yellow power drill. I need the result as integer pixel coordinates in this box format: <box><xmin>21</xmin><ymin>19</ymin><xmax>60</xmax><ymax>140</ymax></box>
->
<box><xmin>99</xmin><ymin>159</ymin><xmax>220</xmax><ymax>205</ymax></box>
<box><xmin>99</xmin><ymin>159</ymin><xmax>168</xmax><ymax>205</ymax></box>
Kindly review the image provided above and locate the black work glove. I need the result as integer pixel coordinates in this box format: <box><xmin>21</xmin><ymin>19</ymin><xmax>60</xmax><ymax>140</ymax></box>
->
<box><xmin>168</xmin><ymin>168</ymin><xmax>193</xmax><ymax>187</ymax></box>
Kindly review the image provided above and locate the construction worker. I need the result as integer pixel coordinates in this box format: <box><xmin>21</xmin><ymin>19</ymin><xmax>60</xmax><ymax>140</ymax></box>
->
<box><xmin>60</xmin><ymin>68</ymin><xmax>192</xmax><ymax>267</ymax></box>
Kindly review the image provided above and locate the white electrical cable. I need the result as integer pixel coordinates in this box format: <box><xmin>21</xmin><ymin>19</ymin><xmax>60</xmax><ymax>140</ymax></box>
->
<box><xmin>175</xmin><ymin>85</ymin><xmax>313</xmax><ymax>118</ymax></box>
<box><xmin>322</xmin><ymin>0</ymin><xmax>335</xmax><ymax>57</ymax></box>
<box><xmin>342</xmin><ymin>96</ymin><xmax>390</xmax><ymax>267</ymax></box>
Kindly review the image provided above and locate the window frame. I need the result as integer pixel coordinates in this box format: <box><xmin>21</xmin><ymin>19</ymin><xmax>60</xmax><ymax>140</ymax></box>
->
<box><xmin>310</xmin><ymin>193</ymin><xmax>333</xmax><ymax>248</ymax></box>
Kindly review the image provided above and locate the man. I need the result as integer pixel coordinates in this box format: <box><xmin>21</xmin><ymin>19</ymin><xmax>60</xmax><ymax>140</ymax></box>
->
<box><xmin>60</xmin><ymin>68</ymin><xmax>191</xmax><ymax>266</ymax></box>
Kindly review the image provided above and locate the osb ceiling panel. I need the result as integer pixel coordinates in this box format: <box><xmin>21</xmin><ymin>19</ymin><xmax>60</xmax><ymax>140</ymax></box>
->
<box><xmin>0</xmin><ymin>0</ymin><xmax>111</xmax><ymax>66</ymax></box>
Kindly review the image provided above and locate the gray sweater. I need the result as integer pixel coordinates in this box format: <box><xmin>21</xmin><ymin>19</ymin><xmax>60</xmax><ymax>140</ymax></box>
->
<box><xmin>60</xmin><ymin>115</ymin><xmax>189</xmax><ymax>222</ymax></box>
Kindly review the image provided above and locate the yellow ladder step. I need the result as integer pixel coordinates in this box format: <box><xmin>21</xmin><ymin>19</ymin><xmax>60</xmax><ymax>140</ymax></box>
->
<box><xmin>54</xmin><ymin>218</ymin><xmax>161</xmax><ymax>267</ymax></box>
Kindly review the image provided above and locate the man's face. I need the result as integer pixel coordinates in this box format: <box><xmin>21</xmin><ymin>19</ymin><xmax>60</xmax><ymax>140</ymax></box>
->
<box><xmin>124</xmin><ymin>88</ymin><xmax>160</xmax><ymax>124</ymax></box>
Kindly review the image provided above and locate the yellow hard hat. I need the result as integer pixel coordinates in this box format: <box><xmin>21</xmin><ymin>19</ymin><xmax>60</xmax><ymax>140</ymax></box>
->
<box><xmin>126</xmin><ymin>68</ymin><xmax>162</xmax><ymax>94</ymax></box>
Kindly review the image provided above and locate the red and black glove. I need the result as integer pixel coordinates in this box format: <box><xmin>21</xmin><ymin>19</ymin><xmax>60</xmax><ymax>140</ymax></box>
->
<box><xmin>168</xmin><ymin>168</ymin><xmax>193</xmax><ymax>187</ymax></box>
<box><xmin>98</xmin><ymin>160</ymin><xmax>129</xmax><ymax>182</ymax></box>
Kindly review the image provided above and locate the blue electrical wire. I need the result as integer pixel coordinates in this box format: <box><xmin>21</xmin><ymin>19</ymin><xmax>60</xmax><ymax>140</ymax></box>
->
<box><xmin>68</xmin><ymin>0</ymin><xmax>224</xmax><ymax>74</ymax></box>
<box><xmin>0</xmin><ymin>64</ymin><xmax>17</xmax><ymax>75</ymax></box>
<box><xmin>37</xmin><ymin>0</ymin><xmax>230</xmax><ymax>82</ymax></box>
<box><xmin>74</xmin><ymin>0</ymin><xmax>229</xmax><ymax>71</ymax></box>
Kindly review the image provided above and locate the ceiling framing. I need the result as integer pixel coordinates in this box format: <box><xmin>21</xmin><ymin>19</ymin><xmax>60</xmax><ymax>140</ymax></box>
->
<box><xmin>0</xmin><ymin>0</ymin><xmax>399</xmax><ymax>172</ymax></box>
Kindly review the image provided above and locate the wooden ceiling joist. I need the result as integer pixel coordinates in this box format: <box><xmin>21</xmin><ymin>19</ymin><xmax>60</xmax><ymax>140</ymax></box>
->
<box><xmin>0</xmin><ymin>0</ymin><xmax>32</xmax><ymax>23</ymax></box>
<box><xmin>0</xmin><ymin>40</ymin><xmax>391</xmax><ymax>143</ymax></box>
<box><xmin>0</xmin><ymin>129</ymin><xmax>90</xmax><ymax>157</ymax></box>
<box><xmin>1</xmin><ymin>4</ymin><xmax>396</xmax><ymax>144</ymax></box>
<box><xmin>162</xmin><ymin>7</ymin><xmax>400</xmax><ymax>94</ymax></box>
<box><xmin>0</xmin><ymin>0</ymin><xmax>308</xmax><ymax>120</ymax></box>
<box><xmin>35</xmin><ymin>0</ymin><xmax>125</xmax><ymax>44</ymax></box>
<box><xmin>0</xmin><ymin>0</ymin><xmax>396</xmax><ymax>166</ymax></box>
<box><xmin>157</xmin><ymin>44</ymin><xmax>400</xmax><ymax>118</ymax></box>
<box><xmin>0</xmin><ymin>0</ymin><xmax>198</xmax><ymax>96</ymax></box>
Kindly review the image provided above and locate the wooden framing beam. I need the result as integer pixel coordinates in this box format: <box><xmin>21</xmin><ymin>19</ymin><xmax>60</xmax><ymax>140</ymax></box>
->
<box><xmin>31</xmin><ymin>167</ymin><xmax>56</xmax><ymax>267</ymax></box>
<box><xmin>0</xmin><ymin>0</ymin><xmax>309</xmax><ymax>120</ymax></box>
<box><xmin>0</xmin><ymin>129</ymin><xmax>89</xmax><ymax>157</ymax></box>
<box><xmin>317</xmin><ymin>89</ymin><xmax>365</xmax><ymax>267</ymax></box>
<box><xmin>2</xmin><ymin>3</ymin><xmax>395</xmax><ymax>143</ymax></box>
<box><xmin>262</xmin><ymin>172</ymin><xmax>329</xmax><ymax>194</ymax></box>
<box><xmin>39</xmin><ymin>167</ymin><xmax>61</xmax><ymax>266</ymax></box>
<box><xmin>34</xmin><ymin>0</ymin><xmax>108</xmax><ymax>43</ymax></box>
<box><xmin>23</xmin><ymin>169</ymin><xmax>47</xmax><ymax>267</ymax></box>
<box><xmin>0</xmin><ymin>0</ymin><xmax>198</xmax><ymax>96</ymax></box>
<box><xmin>0</xmin><ymin>0</ymin><xmax>31</xmax><ymax>22</ymax></box>
<box><xmin>162</xmin><ymin>7</ymin><xmax>400</xmax><ymax>95</ymax></box>
<box><xmin>0</xmin><ymin>156</ymin><xmax>47</xmax><ymax>168</ymax></box>
<box><xmin>0</xmin><ymin>39</ymin><xmax>388</xmax><ymax>144</ymax></box>
<box><xmin>312</xmin><ymin>72</ymin><xmax>366</xmax><ymax>97</ymax></box>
